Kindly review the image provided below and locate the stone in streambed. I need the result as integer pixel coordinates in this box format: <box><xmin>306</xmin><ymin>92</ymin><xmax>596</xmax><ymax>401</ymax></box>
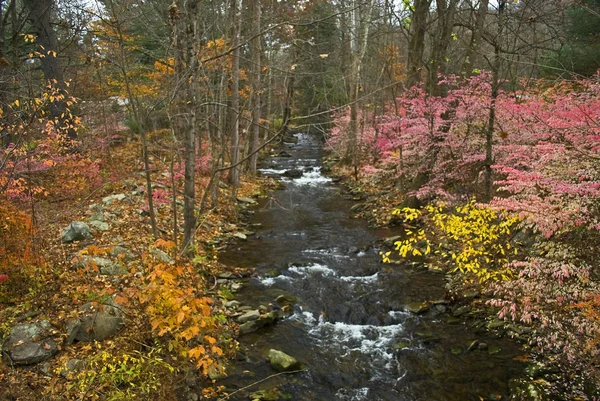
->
<box><xmin>267</xmin><ymin>349</ymin><xmax>301</xmax><ymax>372</ymax></box>
<box><xmin>276</xmin><ymin>294</ymin><xmax>298</xmax><ymax>305</ymax></box>
<box><xmin>405</xmin><ymin>302</ymin><xmax>429</xmax><ymax>314</ymax></box>
<box><xmin>250</xmin><ymin>389</ymin><xmax>280</xmax><ymax>401</ymax></box>
<box><xmin>238</xmin><ymin>310</ymin><xmax>260</xmax><ymax>324</ymax></box>
<box><xmin>283</xmin><ymin>169</ymin><xmax>303</xmax><ymax>178</ymax></box>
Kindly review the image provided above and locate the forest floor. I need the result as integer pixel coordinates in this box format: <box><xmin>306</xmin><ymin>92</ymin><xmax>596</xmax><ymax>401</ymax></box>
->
<box><xmin>0</xmin><ymin>138</ymin><xmax>281</xmax><ymax>400</ymax></box>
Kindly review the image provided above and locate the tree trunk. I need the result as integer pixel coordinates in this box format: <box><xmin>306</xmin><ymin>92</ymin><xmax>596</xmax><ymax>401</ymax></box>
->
<box><xmin>24</xmin><ymin>0</ymin><xmax>76</xmax><ymax>139</ymax></box>
<box><xmin>427</xmin><ymin>0</ymin><xmax>458</xmax><ymax>96</ymax></box>
<box><xmin>228</xmin><ymin>0</ymin><xmax>242</xmax><ymax>188</ymax></box>
<box><xmin>406</xmin><ymin>0</ymin><xmax>431</xmax><ymax>88</ymax></box>
<box><xmin>248</xmin><ymin>0</ymin><xmax>261</xmax><ymax>175</ymax></box>
<box><xmin>347</xmin><ymin>0</ymin><xmax>375</xmax><ymax>177</ymax></box>
<box><xmin>484</xmin><ymin>0</ymin><xmax>505</xmax><ymax>202</ymax></box>
<box><xmin>463</xmin><ymin>0</ymin><xmax>489</xmax><ymax>76</ymax></box>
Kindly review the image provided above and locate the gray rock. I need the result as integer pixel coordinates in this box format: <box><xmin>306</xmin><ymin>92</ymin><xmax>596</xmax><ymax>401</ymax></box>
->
<box><xmin>61</xmin><ymin>222</ymin><xmax>92</xmax><ymax>243</ymax></box>
<box><xmin>88</xmin><ymin>220</ymin><xmax>110</xmax><ymax>232</ymax></box>
<box><xmin>233</xmin><ymin>232</ymin><xmax>247</xmax><ymax>240</ymax></box>
<box><xmin>278</xmin><ymin>151</ymin><xmax>292</xmax><ymax>157</ymax></box>
<box><xmin>110</xmin><ymin>246</ymin><xmax>136</xmax><ymax>262</ymax></box>
<box><xmin>237</xmin><ymin>197</ymin><xmax>257</xmax><ymax>204</ymax></box>
<box><xmin>267</xmin><ymin>349</ymin><xmax>301</xmax><ymax>372</ymax></box>
<box><xmin>238</xmin><ymin>310</ymin><xmax>260</xmax><ymax>324</ymax></box>
<box><xmin>283</xmin><ymin>169</ymin><xmax>303</xmax><ymax>178</ymax></box>
<box><xmin>405</xmin><ymin>302</ymin><xmax>430</xmax><ymax>314</ymax></box>
<box><xmin>150</xmin><ymin>248</ymin><xmax>174</xmax><ymax>264</ymax></box>
<box><xmin>383</xmin><ymin>236</ymin><xmax>402</xmax><ymax>247</ymax></box>
<box><xmin>249</xmin><ymin>389</ymin><xmax>280</xmax><ymax>401</ymax></box>
<box><xmin>239</xmin><ymin>319</ymin><xmax>267</xmax><ymax>335</ymax></box>
<box><xmin>74</xmin><ymin>256</ymin><xmax>127</xmax><ymax>275</ymax></box>
<box><xmin>60</xmin><ymin>358</ymin><xmax>84</xmax><ymax>378</ymax></box>
<box><xmin>478</xmin><ymin>342</ymin><xmax>488</xmax><ymax>351</ymax></box>
<box><xmin>238</xmin><ymin>313</ymin><xmax>275</xmax><ymax>335</ymax></box>
<box><xmin>2</xmin><ymin>321</ymin><xmax>58</xmax><ymax>365</ymax></box>
<box><xmin>218</xmin><ymin>272</ymin><xmax>234</xmax><ymax>279</ymax></box>
<box><xmin>225</xmin><ymin>300</ymin><xmax>241</xmax><ymax>309</ymax></box>
<box><xmin>73</xmin><ymin>301</ymin><xmax>124</xmax><ymax>342</ymax></box>
<box><xmin>102</xmin><ymin>193</ymin><xmax>127</xmax><ymax>205</ymax></box>
<box><xmin>65</xmin><ymin>320</ymin><xmax>82</xmax><ymax>345</ymax></box>
<box><xmin>275</xmin><ymin>294</ymin><xmax>299</xmax><ymax>305</ymax></box>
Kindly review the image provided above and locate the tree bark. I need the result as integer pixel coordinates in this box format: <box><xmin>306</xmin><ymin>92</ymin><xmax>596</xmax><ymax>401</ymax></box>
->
<box><xmin>24</xmin><ymin>0</ymin><xmax>76</xmax><ymax>139</ymax></box>
<box><xmin>228</xmin><ymin>0</ymin><xmax>242</xmax><ymax>188</ymax></box>
<box><xmin>248</xmin><ymin>0</ymin><xmax>261</xmax><ymax>175</ymax></box>
<box><xmin>406</xmin><ymin>0</ymin><xmax>431</xmax><ymax>88</ymax></box>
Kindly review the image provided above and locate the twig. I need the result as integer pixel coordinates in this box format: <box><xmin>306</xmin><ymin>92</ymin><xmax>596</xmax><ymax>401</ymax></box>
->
<box><xmin>224</xmin><ymin>369</ymin><xmax>305</xmax><ymax>399</ymax></box>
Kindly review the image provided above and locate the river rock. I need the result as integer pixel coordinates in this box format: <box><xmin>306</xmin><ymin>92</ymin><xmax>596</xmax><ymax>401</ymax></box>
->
<box><xmin>239</xmin><ymin>313</ymin><xmax>276</xmax><ymax>335</ymax></box>
<box><xmin>2</xmin><ymin>321</ymin><xmax>58</xmax><ymax>365</ymax></box>
<box><xmin>267</xmin><ymin>349</ymin><xmax>301</xmax><ymax>372</ymax></box>
<box><xmin>237</xmin><ymin>197</ymin><xmax>257</xmax><ymax>205</ymax></box>
<box><xmin>383</xmin><ymin>235</ymin><xmax>402</xmax><ymax>247</ymax></box>
<box><xmin>283</xmin><ymin>169</ymin><xmax>303</xmax><ymax>178</ymax></box>
<box><xmin>405</xmin><ymin>302</ymin><xmax>429</xmax><ymax>314</ymax></box>
<box><xmin>250</xmin><ymin>389</ymin><xmax>280</xmax><ymax>401</ymax></box>
<box><xmin>71</xmin><ymin>300</ymin><xmax>124</xmax><ymax>342</ymax></box>
<box><xmin>233</xmin><ymin>232</ymin><xmax>247</xmax><ymax>240</ymax></box>
<box><xmin>225</xmin><ymin>300</ymin><xmax>241</xmax><ymax>309</ymax></box>
<box><xmin>61</xmin><ymin>221</ymin><xmax>92</xmax><ymax>243</ymax></box>
<box><xmin>278</xmin><ymin>150</ymin><xmax>292</xmax><ymax>157</ymax></box>
<box><xmin>238</xmin><ymin>310</ymin><xmax>260</xmax><ymax>323</ymax></box>
<box><xmin>275</xmin><ymin>294</ymin><xmax>298</xmax><ymax>305</ymax></box>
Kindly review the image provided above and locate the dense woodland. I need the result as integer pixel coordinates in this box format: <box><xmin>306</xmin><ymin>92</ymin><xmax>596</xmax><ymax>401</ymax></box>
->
<box><xmin>1</xmin><ymin>0</ymin><xmax>600</xmax><ymax>399</ymax></box>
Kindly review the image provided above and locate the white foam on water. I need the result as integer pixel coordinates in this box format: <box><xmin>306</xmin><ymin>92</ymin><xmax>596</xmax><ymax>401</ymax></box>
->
<box><xmin>308</xmin><ymin>316</ymin><xmax>403</xmax><ymax>364</ymax></box>
<box><xmin>289</xmin><ymin>309</ymin><xmax>317</xmax><ymax>325</ymax></box>
<box><xmin>302</xmin><ymin>248</ymin><xmax>350</xmax><ymax>260</ymax></box>
<box><xmin>357</xmin><ymin>251</ymin><xmax>366</xmax><ymax>257</ymax></box>
<box><xmin>283</xmin><ymin>167</ymin><xmax>332</xmax><ymax>187</ymax></box>
<box><xmin>336</xmin><ymin>387</ymin><xmax>370</xmax><ymax>401</ymax></box>
<box><xmin>289</xmin><ymin>263</ymin><xmax>336</xmax><ymax>277</ymax></box>
<box><xmin>339</xmin><ymin>273</ymin><xmax>379</xmax><ymax>283</ymax></box>
<box><xmin>259</xmin><ymin>275</ymin><xmax>293</xmax><ymax>287</ymax></box>
<box><xmin>258</xmin><ymin>168</ymin><xmax>287</xmax><ymax>175</ymax></box>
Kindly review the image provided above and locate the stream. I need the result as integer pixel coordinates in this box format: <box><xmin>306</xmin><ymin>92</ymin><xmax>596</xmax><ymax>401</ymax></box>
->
<box><xmin>219</xmin><ymin>132</ymin><xmax>524</xmax><ymax>401</ymax></box>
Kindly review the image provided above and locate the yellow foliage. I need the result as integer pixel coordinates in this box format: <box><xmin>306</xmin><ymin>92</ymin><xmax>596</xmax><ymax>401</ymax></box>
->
<box><xmin>384</xmin><ymin>199</ymin><xmax>519</xmax><ymax>283</ymax></box>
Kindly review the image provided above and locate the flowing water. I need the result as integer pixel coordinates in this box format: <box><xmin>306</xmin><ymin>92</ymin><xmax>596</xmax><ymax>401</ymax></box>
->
<box><xmin>219</xmin><ymin>133</ymin><xmax>524</xmax><ymax>401</ymax></box>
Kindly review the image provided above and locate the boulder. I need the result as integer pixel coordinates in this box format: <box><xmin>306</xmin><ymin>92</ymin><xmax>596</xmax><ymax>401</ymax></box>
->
<box><xmin>237</xmin><ymin>197</ymin><xmax>257</xmax><ymax>205</ymax></box>
<box><xmin>88</xmin><ymin>220</ymin><xmax>110</xmax><ymax>232</ymax></box>
<box><xmin>233</xmin><ymin>232</ymin><xmax>247</xmax><ymax>240</ymax></box>
<box><xmin>405</xmin><ymin>302</ymin><xmax>430</xmax><ymax>314</ymax></box>
<box><xmin>238</xmin><ymin>313</ymin><xmax>275</xmax><ymax>335</ymax></box>
<box><xmin>249</xmin><ymin>389</ymin><xmax>280</xmax><ymax>401</ymax></box>
<box><xmin>61</xmin><ymin>222</ymin><xmax>92</xmax><ymax>243</ymax></box>
<box><xmin>74</xmin><ymin>256</ymin><xmax>127</xmax><ymax>275</ymax></box>
<box><xmin>2</xmin><ymin>321</ymin><xmax>58</xmax><ymax>365</ymax></box>
<box><xmin>238</xmin><ymin>310</ymin><xmax>260</xmax><ymax>324</ymax></box>
<box><xmin>150</xmin><ymin>248</ymin><xmax>174</xmax><ymax>264</ymax></box>
<box><xmin>267</xmin><ymin>349</ymin><xmax>301</xmax><ymax>372</ymax></box>
<box><xmin>278</xmin><ymin>150</ymin><xmax>292</xmax><ymax>158</ymax></box>
<box><xmin>102</xmin><ymin>193</ymin><xmax>127</xmax><ymax>205</ymax></box>
<box><xmin>275</xmin><ymin>294</ymin><xmax>298</xmax><ymax>306</ymax></box>
<box><xmin>283</xmin><ymin>169</ymin><xmax>303</xmax><ymax>178</ymax></box>
<box><xmin>110</xmin><ymin>246</ymin><xmax>136</xmax><ymax>262</ymax></box>
<box><xmin>71</xmin><ymin>301</ymin><xmax>124</xmax><ymax>342</ymax></box>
